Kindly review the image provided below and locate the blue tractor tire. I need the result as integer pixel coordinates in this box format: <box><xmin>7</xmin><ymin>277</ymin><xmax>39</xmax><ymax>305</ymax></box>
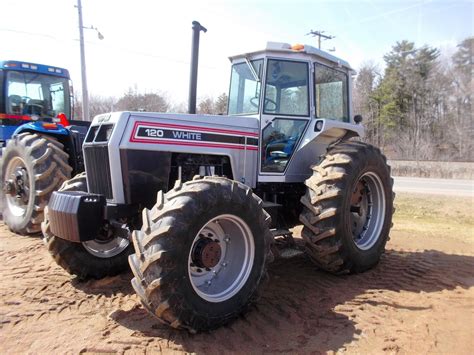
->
<box><xmin>0</xmin><ymin>132</ymin><xmax>72</xmax><ymax>234</ymax></box>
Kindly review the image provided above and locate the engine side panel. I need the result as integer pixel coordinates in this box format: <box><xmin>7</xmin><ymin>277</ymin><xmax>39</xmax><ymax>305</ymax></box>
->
<box><xmin>120</xmin><ymin>149</ymin><xmax>172</xmax><ymax>208</ymax></box>
<box><xmin>85</xmin><ymin>112</ymin><xmax>259</xmax><ymax>205</ymax></box>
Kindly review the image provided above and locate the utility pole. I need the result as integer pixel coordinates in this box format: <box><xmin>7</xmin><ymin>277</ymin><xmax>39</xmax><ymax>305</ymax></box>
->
<box><xmin>307</xmin><ymin>30</ymin><xmax>335</xmax><ymax>50</ymax></box>
<box><xmin>77</xmin><ymin>0</ymin><xmax>89</xmax><ymax>121</ymax></box>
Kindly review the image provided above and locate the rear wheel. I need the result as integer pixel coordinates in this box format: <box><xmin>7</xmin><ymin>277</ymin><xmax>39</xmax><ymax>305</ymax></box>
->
<box><xmin>299</xmin><ymin>141</ymin><xmax>394</xmax><ymax>274</ymax></box>
<box><xmin>42</xmin><ymin>173</ymin><xmax>132</xmax><ymax>280</ymax></box>
<box><xmin>129</xmin><ymin>176</ymin><xmax>273</xmax><ymax>332</ymax></box>
<box><xmin>0</xmin><ymin>133</ymin><xmax>72</xmax><ymax>234</ymax></box>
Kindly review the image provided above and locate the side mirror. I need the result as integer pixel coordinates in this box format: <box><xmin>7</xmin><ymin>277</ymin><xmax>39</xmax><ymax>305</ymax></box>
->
<box><xmin>354</xmin><ymin>114</ymin><xmax>363</xmax><ymax>124</ymax></box>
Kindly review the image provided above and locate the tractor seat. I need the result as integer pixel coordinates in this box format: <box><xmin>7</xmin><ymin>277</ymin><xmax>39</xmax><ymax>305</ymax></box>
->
<box><xmin>8</xmin><ymin>95</ymin><xmax>22</xmax><ymax>114</ymax></box>
<box><xmin>24</xmin><ymin>99</ymin><xmax>45</xmax><ymax>115</ymax></box>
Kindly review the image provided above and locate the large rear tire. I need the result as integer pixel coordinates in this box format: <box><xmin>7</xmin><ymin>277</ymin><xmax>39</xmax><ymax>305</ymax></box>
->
<box><xmin>1</xmin><ymin>133</ymin><xmax>72</xmax><ymax>234</ymax></box>
<box><xmin>42</xmin><ymin>173</ymin><xmax>132</xmax><ymax>280</ymax></box>
<box><xmin>299</xmin><ymin>141</ymin><xmax>394</xmax><ymax>274</ymax></box>
<box><xmin>129</xmin><ymin>176</ymin><xmax>273</xmax><ymax>332</ymax></box>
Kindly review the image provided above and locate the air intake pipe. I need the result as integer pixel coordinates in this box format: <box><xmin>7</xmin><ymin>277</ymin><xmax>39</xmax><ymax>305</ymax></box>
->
<box><xmin>188</xmin><ymin>21</ymin><xmax>207</xmax><ymax>114</ymax></box>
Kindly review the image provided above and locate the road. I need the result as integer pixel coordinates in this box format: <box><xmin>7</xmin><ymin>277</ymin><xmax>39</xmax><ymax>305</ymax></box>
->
<box><xmin>393</xmin><ymin>176</ymin><xmax>474</xmax><ymax>197</ymax></box>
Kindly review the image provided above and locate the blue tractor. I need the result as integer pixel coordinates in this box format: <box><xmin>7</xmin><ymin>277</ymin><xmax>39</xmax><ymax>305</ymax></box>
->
<box><xmin>0</xmin><ymin>60</ymin><xmax>89</xmax><ymax>234</ymax></box>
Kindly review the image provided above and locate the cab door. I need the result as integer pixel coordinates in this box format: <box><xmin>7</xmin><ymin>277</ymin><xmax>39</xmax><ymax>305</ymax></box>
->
<box><xmin>258</xmin><ymin>58</ymin><xmax>312</xmax><ymax>181</ymax></box>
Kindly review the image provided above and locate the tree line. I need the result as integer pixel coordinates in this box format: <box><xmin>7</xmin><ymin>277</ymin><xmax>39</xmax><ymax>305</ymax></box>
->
<box><xmin>74</xmin><ymin>88</ymin><xmax>228</xmax><ymax>120</ymax></box>
<box><xmin>354</xmin><ymin>37</ymin><xmax>472</xmax><ymax>162</ymax></box>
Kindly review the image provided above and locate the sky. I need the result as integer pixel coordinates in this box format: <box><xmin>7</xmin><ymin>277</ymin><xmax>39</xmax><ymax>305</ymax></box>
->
<box><xmin>1</xmin><ymin>0</ymin><xmax>472</xmax><ymax>106</ymax></box>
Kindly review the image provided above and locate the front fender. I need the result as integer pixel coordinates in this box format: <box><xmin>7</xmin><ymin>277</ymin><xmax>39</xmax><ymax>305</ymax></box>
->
<box><xmin>13</xmin><ymin>121</ymin><xmax>70</xmax><ymax>137</ymax></box>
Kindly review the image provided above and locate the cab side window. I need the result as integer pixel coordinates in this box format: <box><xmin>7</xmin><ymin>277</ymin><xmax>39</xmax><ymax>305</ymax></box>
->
<box><xmin>314</xmin><ymin>63</ymin><xmax>348</xmax><ymax>121</ymax></box>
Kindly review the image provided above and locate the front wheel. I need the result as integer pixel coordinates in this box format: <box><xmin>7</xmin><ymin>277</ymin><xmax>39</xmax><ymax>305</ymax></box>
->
<box><xmin>299</xmin><ymin>141</ymin><xmax>394</xmax><ymax>274</ymax></box>
<box><xmin>42</xmin><ymin>173</ymin><xmax>132</xmax><ymax>280</ymax></box>
<box><xmin>129</xmin><ymin>176</ymin><xmax>273</xmax><ymax>332</ymax></box>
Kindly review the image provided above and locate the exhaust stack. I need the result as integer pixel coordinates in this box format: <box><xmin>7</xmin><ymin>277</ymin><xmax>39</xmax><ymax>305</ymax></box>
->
<box><xmin>188</xmin><ymin>21</ymin><xmax>207</xmax><ymax>114</ymax></box>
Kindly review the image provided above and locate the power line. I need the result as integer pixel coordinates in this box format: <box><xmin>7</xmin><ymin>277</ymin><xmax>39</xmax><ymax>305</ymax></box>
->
<box><xmin>307</xmin><ymin>30</ymin><xmax>335</xmax><ymax>50</ymax></box>
<box><xmin>0</xmin><ymin>27</ymin><xmax>218</xmax><ymax>69</ymax></box>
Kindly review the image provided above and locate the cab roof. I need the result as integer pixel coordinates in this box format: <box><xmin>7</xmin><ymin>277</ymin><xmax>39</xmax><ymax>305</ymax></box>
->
<box><xmin>0</xmin><ymin>60</ymin><xmax>70</xmax><ymax>79</ymax></box>
<box><xmin>229</xmin><ymin>42</ymin><xmax>354</xmax><ymax>72</ymax></box>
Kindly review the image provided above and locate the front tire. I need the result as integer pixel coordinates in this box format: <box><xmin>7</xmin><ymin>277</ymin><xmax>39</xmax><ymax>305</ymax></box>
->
<box><xmin>129</xmin><ymin>176</ymin><xmax>273</xmax><ymax>332</ymax></box>
<box><xmin>299</xmin><ymin>141</ymin><xmax>394</xmax><ymax>274</ymax></box>
<box><xmin>1</xmin><ymin>133</ymin><xmax>72</xmax><ymax>234</ymax></box>
<box><xmin>42</xmin><ymin>173</ymin><xmax>132</xmax><ymax>280</ymax></box>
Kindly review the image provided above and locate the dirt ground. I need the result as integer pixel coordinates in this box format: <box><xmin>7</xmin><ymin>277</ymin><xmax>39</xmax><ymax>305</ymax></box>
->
<box><xmin>1</xmin><ymin>193</ymin><xmax>473</xmax><ymax>354</ymax></box>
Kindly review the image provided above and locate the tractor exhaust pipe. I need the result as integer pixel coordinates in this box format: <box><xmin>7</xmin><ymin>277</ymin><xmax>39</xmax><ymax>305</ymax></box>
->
<box><xmin>188</xmin><ymin>21</ymin><xmax>207</xmax><ymax>114</ymax></box>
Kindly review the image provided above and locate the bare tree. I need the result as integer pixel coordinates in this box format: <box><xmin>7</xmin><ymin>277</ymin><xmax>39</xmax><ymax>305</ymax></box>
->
<box><xmin>197</xmin><ymin>93</ymin><xmax>228</xmax><ymax>115</ymax></box>
<box><xmin>353</xmin><ymin>62</ymin><xmax>381</xmax><ymax>145</ymax></box>
<box><xmin>197</xmin><ymin>97</ymin><xmax>215</xmax><ymax>114</ymax></box>
<box><xmin>115</xmin><ymin>87</ymin><xmax>170</xmax><ymax>113</ymax></box>
<box><xmin>89</xmin><ymin>95</ymin><xmax>116</xmax><ymax>118</ymax></box>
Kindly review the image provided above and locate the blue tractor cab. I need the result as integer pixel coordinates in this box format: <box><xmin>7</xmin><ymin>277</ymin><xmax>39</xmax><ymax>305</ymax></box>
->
<box><xmin>0</xmin><ymin>60</ymin><xmax>89</xmax><ymax>234</ymax></box>
<box><xmin>0</xmin><ymin>60</ymin><xmax>74</xmax><ymax>146</ymax></box>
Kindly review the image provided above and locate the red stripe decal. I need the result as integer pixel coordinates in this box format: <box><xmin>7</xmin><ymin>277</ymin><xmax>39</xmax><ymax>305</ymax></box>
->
<box><xmin>129</xmin><ymin>120</ymin><xmax>259</xmax><ymax>151</ymax></box>
<box><xmin>133</xmin><ymin>120</ymin><xmax>259</xmax><ymax>137</ymax></box>
<box><xmin>130</xmin><ymin>137</ymin><xmax>258</xmax><ymax>151</ymax></box>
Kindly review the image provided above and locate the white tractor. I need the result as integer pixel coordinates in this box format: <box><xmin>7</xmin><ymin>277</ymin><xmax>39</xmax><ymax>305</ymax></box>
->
<box><xmin>43</xmin><ymin>23</ymin><xmax>394</xmax><ymax>332</ymax></box>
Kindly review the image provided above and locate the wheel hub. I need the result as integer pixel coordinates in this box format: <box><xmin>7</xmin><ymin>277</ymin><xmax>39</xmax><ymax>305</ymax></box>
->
<box><xmin>188</xmin><ymin>214</ymin><xmax>255</xmax><ymax>303</ymax></box>
<box><xmin>14</xmin><ymin>168</ymin><xmax>29</xmax><ymax>202</ymax></box>
<box><xmin>349</xmin><ymin>172</ymin><xmax>386</xmax><ymax>250</ymax></box>
<box><xmin>4</xmin><ymin>168</ymin><xmax>28</xmax><ymax>197</ymax></box>
<box><xmin>350</xmin><ymin>181</ymin><xmax>369</xmax><ymax>238</ymax></box>
<box><xmin>3</xmin><ymin>179</ymin><xmax>17</xmax><ymax>195</ymax></box>
<box><xmin>192</xmin><ymin>238</ymin><xmax>222</xmax><ymax>268</ymax></box>
<box><xmin>4</xmin><ymin>157</ymin><xmax>31</xmax><ymax>217</ymax></box>
<box><xmin>81</xmin><ymin>222</ymin><xmax>130</xmax><ymax>258</ymax></box>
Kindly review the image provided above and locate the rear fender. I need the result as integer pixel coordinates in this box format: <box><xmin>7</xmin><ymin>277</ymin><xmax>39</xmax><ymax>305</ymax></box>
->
<box><xmin>13</xmin><ymin>121</ymin><xmax>70</xmax><ymax>137</ymax></box>
<box><xmin>298</xmin><ymin>119</ymin><xmax>364</xmax><ymax>151</ymax></box>
<box><xmin>11</xmin><ymin>121</ymin><xmax>84</xmax><ymax>175</ymax></box>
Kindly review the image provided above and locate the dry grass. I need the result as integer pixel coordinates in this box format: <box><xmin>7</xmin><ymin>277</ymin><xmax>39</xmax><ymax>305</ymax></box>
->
<box><xmin>392</xmin><ymin>193</ymin><xmax>474</xmax><ymax>242</ymax></box>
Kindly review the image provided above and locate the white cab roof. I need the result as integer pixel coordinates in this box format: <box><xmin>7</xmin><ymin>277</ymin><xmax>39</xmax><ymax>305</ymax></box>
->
<box><xmin>229</xmin><ymin>42</ymin><xmax>354</xmax><ymax>72</ymax></box>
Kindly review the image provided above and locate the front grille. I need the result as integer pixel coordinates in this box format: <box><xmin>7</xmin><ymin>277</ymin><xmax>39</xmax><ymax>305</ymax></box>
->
<box><xmin>85</xmin><ymin>124</ymin><xmax>114</xmax><ymax>143</ymax></box>
<box><xmin>84</xmin><ymin>145</ymin><xmax>113</xmax><ymax>199</ymax></box>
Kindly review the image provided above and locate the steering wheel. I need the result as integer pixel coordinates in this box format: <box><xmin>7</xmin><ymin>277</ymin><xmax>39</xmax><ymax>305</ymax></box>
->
<box><xmin>21</xmin><ymin>96</ymin><xmax>31</xmax><ymax>103</ymax></box>
<box><xmin>250</xmin><ymin>97</ymin><xmax>278</xmax><ymax>112</ymax></box>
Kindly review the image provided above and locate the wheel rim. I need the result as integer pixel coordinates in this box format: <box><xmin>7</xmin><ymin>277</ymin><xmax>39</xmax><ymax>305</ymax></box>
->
<box><xmin>82</xmin><ymin>238</ymin><xmax>129</xmax><ymax>258</ymax></box>
<box><xmin>350</xmin><ymin>172</ymin><xmax>386</xmax><ymax>250</ymax></box>
<box><xmin>3</xmin><ymin>156</ymin><xmax>31</xmax><ymax>217</ymax></box>
<box><xmin>188</xmin><ymin>214</ymin><xmax>255</xmax><ymax>303</ymax></box>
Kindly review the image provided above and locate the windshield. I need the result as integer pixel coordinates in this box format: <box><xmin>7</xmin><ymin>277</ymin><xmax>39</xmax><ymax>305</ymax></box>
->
<box><xmin>6</xmin><ymin>71</ymin><xmax>71</xmax><ymax>119</ymax></box>
<box><xmin>228</xmin><ymin>59</ymin><xmax>263</xmax><ymax>115</ymax></box>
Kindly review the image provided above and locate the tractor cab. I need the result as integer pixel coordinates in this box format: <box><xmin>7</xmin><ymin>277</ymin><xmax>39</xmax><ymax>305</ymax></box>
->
<box><xmin>0</xmin><ymin>60</ymin><xmax>73</xmax><ymax>147</ymax></box>
<box><xmin>228</xmin><ymin>42</ymin><xmax>357</xmax><ymax>177</ymax></box>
